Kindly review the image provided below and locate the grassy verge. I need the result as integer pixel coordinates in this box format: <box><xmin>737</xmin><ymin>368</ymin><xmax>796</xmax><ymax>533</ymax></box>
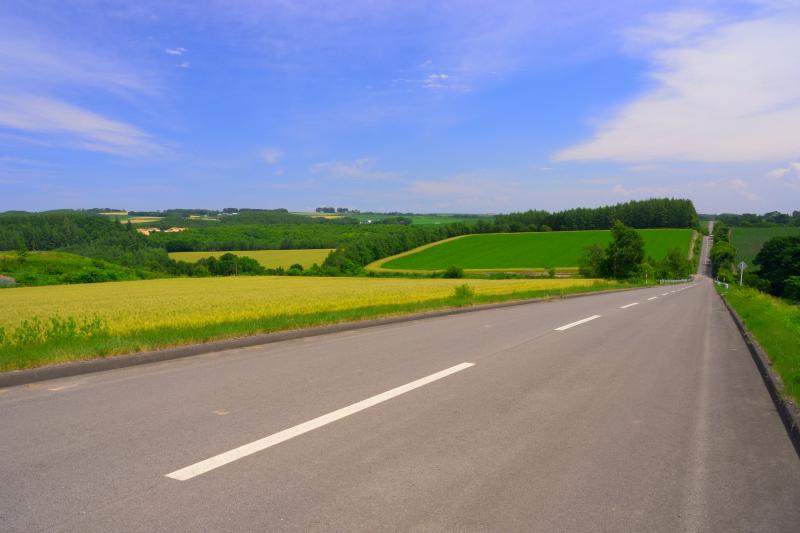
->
<box><xmin>1</xmin><ymin>281</ymin><xmax>632</xmax><ymax>372</ymax></box>
<box><xmin>719</xmin><ymin>285</ymin><xmax>800</xmax><ymax>404</ymax></box>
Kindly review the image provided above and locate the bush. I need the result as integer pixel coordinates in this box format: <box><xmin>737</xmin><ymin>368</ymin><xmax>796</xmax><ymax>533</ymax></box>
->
<box><xmin>59</xmin><ymin>267</ymin><xmax>120</xmax><ymax>284</ymax></box>
<box><xmin>443</xmin><ymin>265</ymin><xmax>464</xmax><ymax>278</ymax></box>
<box><xmin>710</xmin><ymin>241</ymin><xmax>736</xmax><ymax>276</ymax></box>
<box><xmin>453</xmin><ymin>284</ymin><xmax>474</xmax><ymax>299</ymax></box>
<box><xmin>784</xmin><ymin>276</ymin><xmax>800</xmax><ymax>302</ymax></box>
<box><xmin>578</xmin><ymin>244</ymin><xmax>605</xmax><ymax>278</ymax></box>
<box><xmin>754</xmin><ymin>236</ymin><xmax>800</xmax><ymax>298</ymax></box>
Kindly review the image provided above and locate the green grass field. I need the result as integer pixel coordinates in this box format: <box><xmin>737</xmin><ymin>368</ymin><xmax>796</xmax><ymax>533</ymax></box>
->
<box><xmin>719</xmin><ymin>285</ymin><xmax>800</xmax><ymax>405</ymax></box>
<box><xmin>169</xmin><ymin>249</ymin><xmax>333</xmax><ymax>268</ymax></box>
<box><xmin>730</xmin><ymin>226</ymin><xmax>800</xmax><ymax>264</ymax></box>
<box><xmin>379</xmin><ymin>229</ymin><xmax>693</xmax><ymax>271</ymax></box>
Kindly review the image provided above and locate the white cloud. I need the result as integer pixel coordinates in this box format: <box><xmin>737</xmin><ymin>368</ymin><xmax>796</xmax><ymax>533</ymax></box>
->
<box><xmin>311</xmin><ymin>158</ymin><xmax>397</xmax><ymax>181</ymax></box>
<box><xmin>391</xmin><ymin>72</ymin><xmax>461</xmax><ymax>91</ymax></box>
<box><xmin>165</xmin><ymin>47</ymin><xmax>187</xmax><ymax>56</ymax></box>
<box><xmin>610</xmin><ymin>183</ymin><xmax>674</xmax><ymax>198</ymax></box>
<box><xmin>556</xmin><ymin>8</ymin><xmax>800</xmax><ymax>163</ymax></box>
<box><xmin>0</xmin><ymin>94</ymin><xmax>158</xmax><ymax>156</ymax></box>
<box><xmin>177</xmin><ymin>61</ymin><xmax>191</xmax><ymax>69</ymax></box>
<box><xmin>409</xmin><ymin>172</ymin><xmax>520</xmax><ymax>210</ymax></box>
<box><xmin>766</xmin><ymin>161</ymin><xmax>800</xmax><ymax>189</ymax></box>
<box><xmin>625</xmin><ymin>9</ymin><xmax>716</xmax><ymax>47</ymax></box>
<box><xmin>260</xmin><ymin>147</ymin><xmax>283</xmax><ymax>164</ymax></box>
<box><xmin>423</xmin><ymin>73</ymin><xmax>450</xmax><ymax>89</ymax></box>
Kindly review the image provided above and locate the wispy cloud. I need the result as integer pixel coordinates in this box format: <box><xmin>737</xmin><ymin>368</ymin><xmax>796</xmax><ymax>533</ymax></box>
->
<box><xmin>0</xmin><ymin>20</ymin><xmax>158</xmax><ymax>96</ymax></box>
<box><xmin>409</xmin><ymin>171</ymin><xmax>520</xmax><ymax>210</ymax></box>
<box><xmin>260</xmin><ymin>147</ymin><xmax>283</xmax><ymax>164</ymax></box>
<box><xmin>0</xmin><ymin>94</ymin><xmax>158</xmax><ymax>156</ymax></box>
<box><xmin>556</xmin><ymin>6</ymin><xmax>800</xmax><ymax>163</ymax></box>
<box><xmin>0</xmin><ymin>14</ymin><xmax>161</xmax><ymax>157</ymax></box>
<box><xmin>392</xmin><ymin>72</ymin><xmax>462</xmax><ymax>91</ymax></box>
<box><xmin>766</xmin><ymin>161</ymin><xmax>800</xmax><ymax>190</ymax></box>
<box><xmin>165</xmin><ymin>47</ymin><xmax>187</xmax><ymax>56</ymax></box>
<box><xmin>311</xmin><ymin>158</ymin><xmax>398</xmax><ymax>181</ymax></box>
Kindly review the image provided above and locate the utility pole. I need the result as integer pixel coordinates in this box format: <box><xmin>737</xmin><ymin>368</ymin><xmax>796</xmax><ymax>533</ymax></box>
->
<box><xmin>738</xmin><ymin>261</ymin><xmax>747</xmax><ymax>286</ymax></box>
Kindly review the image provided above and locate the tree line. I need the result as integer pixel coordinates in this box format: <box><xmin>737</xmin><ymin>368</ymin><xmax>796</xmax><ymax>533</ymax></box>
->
<box><xmin>493</xmin><ymin>198</ymin><xmax>698</xmax><ymax>232</ymax></box>
<box><xmin>703</xmin><ymin>211</ymin><xmax>800</xmax><ymax>227</ymax></box>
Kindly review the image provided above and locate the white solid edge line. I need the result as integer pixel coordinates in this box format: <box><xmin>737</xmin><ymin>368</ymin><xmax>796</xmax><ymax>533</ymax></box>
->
<box><xmin>165</xmin><ymin>362</ymin><xmax>476</xmax><ymax>481</ymax></box>
<box><xmin>554</xmin><ymin>314</ymin><xmax>601</xmax><ymax>331</ymax></box>
<box><xmin>648</xmin><ymin>296</ymin><xmax>658</xmax><ymax>300</ymax></box>
<box><xmin>620</xmin><ymin>302</ymin><xmax>639</xmax><ymax>309</ymax></box>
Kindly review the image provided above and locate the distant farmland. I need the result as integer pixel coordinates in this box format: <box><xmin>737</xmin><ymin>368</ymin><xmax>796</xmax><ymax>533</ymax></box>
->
<box><xmin>377</xmin><ymin>229</ymin><xmax>693</xmax><ymax>271</ymax></box>
<box><xmin>731</xmin><ymin>226</ymin><xmax>800</xmax><ymax>264</ymax></box>
<box><xmin>294</xmin><ymin>212</ymin><xmax>490</xmax><ymax>225</ymax></box>
<box><xmin>169</xmin><ymin>249</ymin><xmax>333</xmax><ymax>269</ymax></box>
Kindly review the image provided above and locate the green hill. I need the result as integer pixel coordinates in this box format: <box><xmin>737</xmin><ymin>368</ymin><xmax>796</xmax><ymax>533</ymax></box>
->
<box><xmin>379</xmin><ymin>229</ymin><xmax>693</xmax><ymax>271</ymax></box>
<box><xmin>0</xmin><ymin>251</ymin><xmax>151</xmax><ymax>287</ymax></box>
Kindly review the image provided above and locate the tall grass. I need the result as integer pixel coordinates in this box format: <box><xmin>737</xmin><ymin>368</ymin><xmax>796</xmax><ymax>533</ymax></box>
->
<box><xmin>0</xmin><ymin>279</ymin><xmax>631</xmax><ymax>371</ymax></box>
<box><xmin>720</xmin><ymin>286</ymin><xmax>800</xmax><ymax>404</ymax></box>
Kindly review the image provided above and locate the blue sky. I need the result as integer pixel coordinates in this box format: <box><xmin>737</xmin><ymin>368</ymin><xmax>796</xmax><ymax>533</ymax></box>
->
<box><xmin>1</xmin><ymin>0</ymin><xmax>799</xmax><ymax>214</ymax></box>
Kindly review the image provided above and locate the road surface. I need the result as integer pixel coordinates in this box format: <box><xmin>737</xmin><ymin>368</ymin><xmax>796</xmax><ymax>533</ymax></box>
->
<box><xmin>2</xmin><ymin>277</ymin><xmax>799</xmax><ymax>531</ymax></box>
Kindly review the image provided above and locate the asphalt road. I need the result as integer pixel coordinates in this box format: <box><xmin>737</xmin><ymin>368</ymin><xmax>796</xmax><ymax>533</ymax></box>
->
<box><xmin>3</xmin><ymin>278</ymin><xmax>799</xmax><ymax>530</ymax></box>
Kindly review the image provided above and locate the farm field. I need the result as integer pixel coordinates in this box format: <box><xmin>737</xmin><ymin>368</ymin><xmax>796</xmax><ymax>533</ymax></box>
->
<box><xmin>0</xmin><ymin>276</ymin><xmax>625</xmax><ymax>371</ymax></box>
<box><xmin>377</xmin><ymin>229</ymin><xmax>693</xmax><ymax>271</ymax></box>
<box><xmin>294</xmin><ymin>212</ymin><xmax>490</xmax><ymax>225</ymax></box>
<box><xmin>97</xmin><ymin>212</ymin><xmax>164</xmax><ymax>224</ymax></box>
<box><xmin>730</xmin><ymin>226</ymin><xmax>800</xmax><ymax>264</ymax></box>
<box><xmin>169</xmin><ymin>249</ymin><xmax>333</xmax><ymax>268</ymax></box>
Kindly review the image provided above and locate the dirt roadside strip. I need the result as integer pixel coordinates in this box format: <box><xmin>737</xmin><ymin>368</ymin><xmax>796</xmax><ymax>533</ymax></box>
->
<box><xmin>0</xmin><ymin>286</ymin><xmax>643</xmax><ymax>389</ymax></box>
<box><xmin>720</xmin><ymin>293</ymin><xmax>800</xmax><ymax>457</ymax></box>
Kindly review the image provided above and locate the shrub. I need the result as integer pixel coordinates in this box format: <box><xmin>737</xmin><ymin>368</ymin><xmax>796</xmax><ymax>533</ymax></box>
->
<box><xmin>578</xmin><ymin>244</ymin><xmax>605</xmax><ymax>278</ymax></box>
<box><xmin>453</xmin><ymin>284</ymin><xmax>474</xmax><ymax>299</ymax></box>
<box><xmin>784</xmin><ymin>276</ymin><xmax>800</xmax><ymax>302</ymax></box>
<box><xmin>443</xmin><ymin>265</ymin><xmax>464</xmax><ymax>278</ymax></box>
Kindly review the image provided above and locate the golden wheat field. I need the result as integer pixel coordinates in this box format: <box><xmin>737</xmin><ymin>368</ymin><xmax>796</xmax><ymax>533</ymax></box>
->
<box><xmin>0</xmin><ymin>276</ymin><xmax>604</xmax><ymax>335</ymax></box>
<box><xmin>168</xmin><ymin>249</ymin><xmax>333</xmax><ymax>269</ymax></box>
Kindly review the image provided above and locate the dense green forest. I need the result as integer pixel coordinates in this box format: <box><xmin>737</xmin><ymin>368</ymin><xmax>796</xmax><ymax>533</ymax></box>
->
<box><xmin>494</xmin><ymin>198</ymin><xmax>698</xmax><ymax>231</ymax></box>
<box><xmin>0</xmin><ymin>212</ymin><xmax>174</xmax><ymax>272</ymax></box>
